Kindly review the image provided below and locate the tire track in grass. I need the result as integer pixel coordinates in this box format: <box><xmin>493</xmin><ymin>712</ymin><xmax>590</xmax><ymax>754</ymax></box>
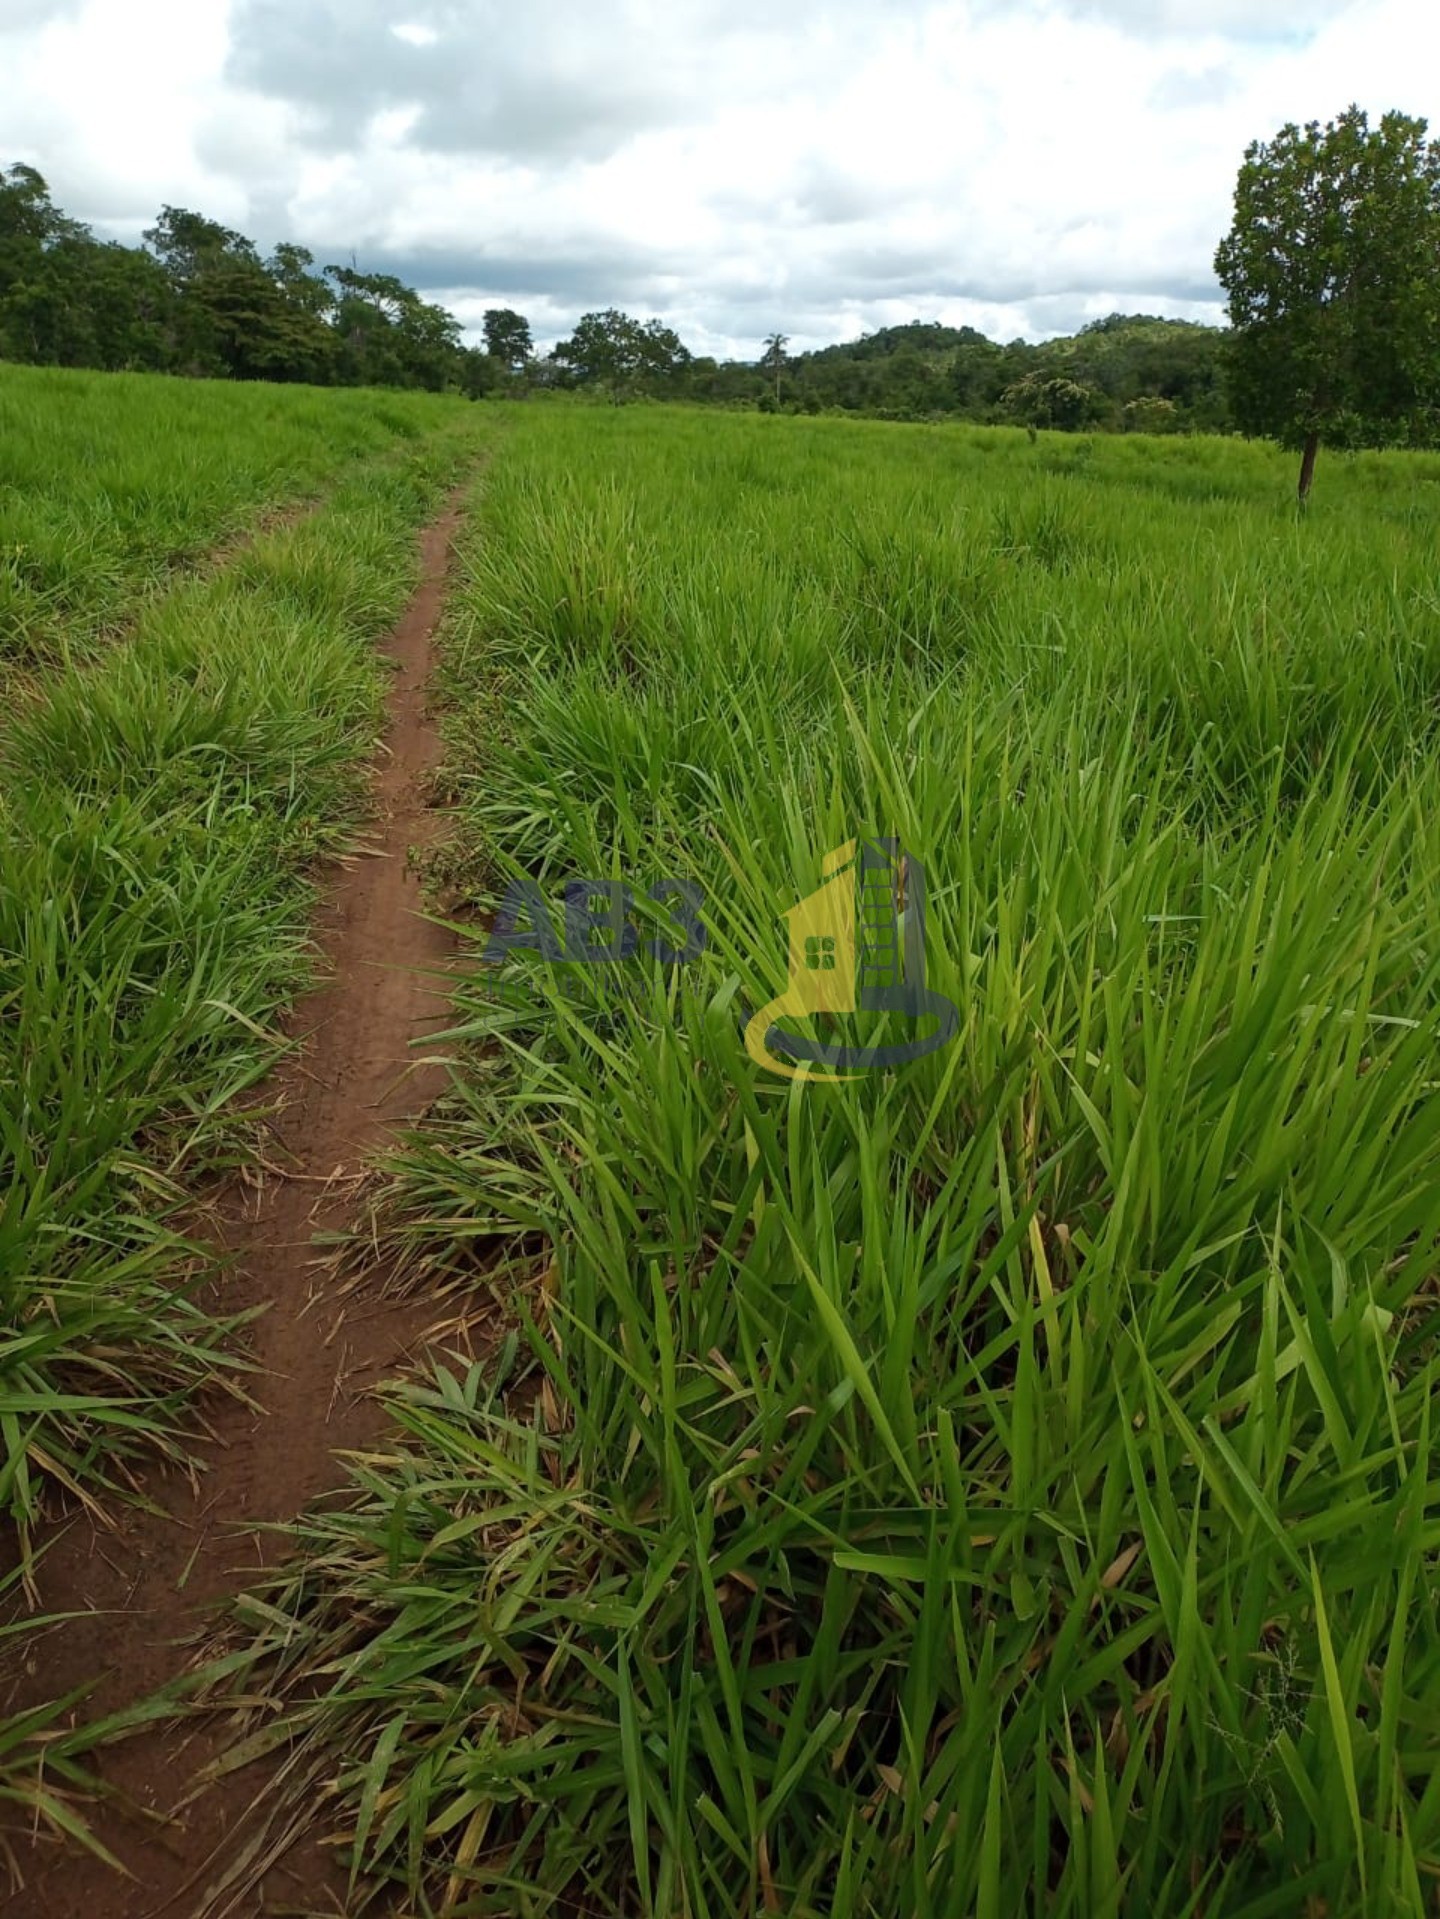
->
<box><xmin>7</xmin><ymin>489</ymin><xmax>475</xmax><ymax>1917</ymax></box>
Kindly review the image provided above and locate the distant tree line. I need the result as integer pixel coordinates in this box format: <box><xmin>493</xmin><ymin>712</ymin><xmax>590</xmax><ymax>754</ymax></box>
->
<box><xmin>12</xmin><ymin>120</ymin><xmax>1439</xmax><ymax>470</ymax></box>
<box><xmin>0</xmin><ymin>164</ymin><xmax>490</xmax><ymax>393</ymax></box>
<box><xmin>497</xmin><ymin>308</ymin><xmax>1237</xmax><ymax>433</ymax></box>
<box><xmin>495</xmin><ymin>102</ymin><xmax>1440</xmax><ymax>471</ymax></box>
<box><xmin>484</xmin><ymin>303</ymin><xmax>1236</xmax><ymax>432</ymax></box>
<box><xmin>0</xmin><ymin>161</ymin><xmax>1232</xmax><ymax>430</ymax></box>
<box><xmin>718</xmin><ymin>314</ymin><xmax>1234</xmax><ymax>433</ymax></box>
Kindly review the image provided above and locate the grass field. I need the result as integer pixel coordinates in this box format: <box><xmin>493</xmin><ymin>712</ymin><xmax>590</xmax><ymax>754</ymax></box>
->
<box><xmin>0</xmin><ymin>365</ymin><xmax>487</xmax><ymax>1837</ymax></box>
<box><xmin>6</xmin><ymin>377</ymin><xmax>1440</xmax><ymax>1912</ymax></box>
<box><xmin>0</xmin><ymin>364</ymin><xmax>468</xmax><ymax>667</ymax></box>
<box><xmin>222</xmin><ymin>409</ymin><xmax>1440</xmax><ymax>1916</ymax></box>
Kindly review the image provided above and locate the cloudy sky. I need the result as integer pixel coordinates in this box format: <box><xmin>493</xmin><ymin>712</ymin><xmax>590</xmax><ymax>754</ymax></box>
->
<box><xmin>0</xmin><ymin>0</ymin><xmax>1431</xmax><ymax>357</ymax></box>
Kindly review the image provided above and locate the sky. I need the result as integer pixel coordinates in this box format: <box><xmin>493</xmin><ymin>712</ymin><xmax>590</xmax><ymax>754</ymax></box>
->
<box><xmin>0</xmin><ymin>0</ymin><xmax>1433</xmax><ymax>359</ymax></box>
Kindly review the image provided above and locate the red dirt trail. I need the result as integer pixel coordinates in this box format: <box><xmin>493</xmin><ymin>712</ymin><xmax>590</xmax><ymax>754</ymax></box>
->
<box><xmin>2</xmin><ymin>492</ymin><xmax>473</xmax><ymax>1917</ymax></box>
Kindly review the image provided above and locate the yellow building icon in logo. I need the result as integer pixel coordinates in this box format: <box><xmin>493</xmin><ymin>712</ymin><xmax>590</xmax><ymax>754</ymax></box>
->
<box><xmin>744</xmin><ymin>838</ymin><xmax>958</xmax><ymax>1082</ymax></box>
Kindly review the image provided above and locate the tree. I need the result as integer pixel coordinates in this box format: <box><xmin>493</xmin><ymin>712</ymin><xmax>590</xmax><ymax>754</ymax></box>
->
<box><xmin>0</xmin><ymin>158</ymin><xmax>485</xmax><ymax>392</ymax></box>
<box><xmin>41</xmin><ymin>237</ymin><xmax>175</xmax><ymax>371</ymax></box>
<box><xmin>552</xmin><ymin>309</ymin><xmax>690</xmax><ymax>401</ymax></box>
<box><xmin>1045</xmin><ymin>316</ymin><xmax>1225</xmax><ymax>428</ymax></box>
<box><xmin>138</xmin><ymin>210</ymin><xmax>338</xmax><ymax>382</ymax></box>
<box><xmin>326</xmin><ymin>266</ymin><xmax>463</xmax><ymax>390</ymax></box>
<box><xmin>948</xmin><ymin>337</ymin><xmax>1006</xmax><ymax>412</ymax></box>
<box><xmin>637</xmin><ymin>318</ymin><xmax>690</xmax><ymax>394</ymax></box>
<box><xmin>458</xmin><ymin>347</ymin><xmax>506</xmax><ymax>399</ymax></box>
<box><xmin>269</xmin><ymin>243</ymin><xmax>334</xmax><ymax>319</ymax></box>
<box><xmin>1122</xmin><ymin>396</ymin><xmax>1182</xmax><ymax>435</ymax></box>
<box><xmin>550</xmin><ymin>310</ymin><xmax>620</xmax><ymax>388</ymax></box>
<box><xmin>142</xmin><ymin>205</ymin><xmax>262</xmax><ymax>373</ymax></box>
<box><xmin>143</xmin><ymin>205</ymin><xmax>259</xmax><ymax>281</ymax></box>
<box><xmin>1001</xmin><ymin>373</ymin><xmax>1102</xmax><ymax>432</ymax></box>
<box><xmin>482</xmin><ymin>307</ymin><xmax>533</xmax><ymax>369</ymax></box>
<box><xmin>0</xmin><ymin>165</ymin><xmax>109</xmax><ymax>364</ymax></box>
<box><xmin>761</xmin><ymin>331</ymin><xmax>788</xmax><ymax>405</ymax></box>
<box><xmin>1214</xmin><ymin>105</ymin><xmax>1440</xmax><ymax>501</ymax></box>
<box><xmin>0</xmin><ymin>163</ymin><xmax>71</xmax><ymax>252</ymax></box>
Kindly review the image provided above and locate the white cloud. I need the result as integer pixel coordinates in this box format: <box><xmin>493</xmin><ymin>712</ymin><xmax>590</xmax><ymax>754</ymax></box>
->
<box><xmin>2</xmin><ymin>0</ymin><xmax>1435</xmax><ymax>357</ymax></box>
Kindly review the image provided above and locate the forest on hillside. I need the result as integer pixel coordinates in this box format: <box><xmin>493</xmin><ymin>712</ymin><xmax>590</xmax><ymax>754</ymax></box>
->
<box><xmin>690</xmin><ymin>315</ymin><xmax>1231</xmax><ymax>431</ymax></box>
<box><xmin>1</xmin><ymin>161</ymin><xmax>1231</xmax><ymax>431</ymax></box>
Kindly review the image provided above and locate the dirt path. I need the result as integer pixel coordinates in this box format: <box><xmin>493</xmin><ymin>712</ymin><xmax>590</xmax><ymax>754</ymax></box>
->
<box><xmin>4</xmin><ymin>491</ymin><xmax>472</xmax><ymax>1916</ymax></box>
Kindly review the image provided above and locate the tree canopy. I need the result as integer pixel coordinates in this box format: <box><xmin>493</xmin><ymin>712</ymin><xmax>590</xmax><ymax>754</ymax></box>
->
<box><xmin>1215</xmin><ymin>105</ymin><xmax>1440</xmax><ymax>498</ymax></box>
<box><xmin>0</xmin><ymin>165</ymin><xmax>488</xmax><ymax>393</ymax></box>
<box><xmin>550</xmin><ymin>309</ymin><xmax>691</xmax><ymax>399</ymax></box>
<box><xmin>483</xmin><ymin>307</ymin><xmax>534</xmax><ymax>369</ymax></box>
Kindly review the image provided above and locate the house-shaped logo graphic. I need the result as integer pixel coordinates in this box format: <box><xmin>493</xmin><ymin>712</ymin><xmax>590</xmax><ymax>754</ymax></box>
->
<box><xmin>743</xmin><ymin>838</ymin><xmax>959</xmax><ymax>1081</ymax></box>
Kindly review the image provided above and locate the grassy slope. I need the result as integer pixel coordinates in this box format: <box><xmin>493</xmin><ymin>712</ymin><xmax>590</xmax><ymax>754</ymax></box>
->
<box><xmin>0</xmin><ymin>363</ymin><xmax>467</xmax><ymax>666</ymax></box>
<box><xmin>231</xmin><ymin>408</ymin><xmax>1440</xmax><ymax>1917</ymax></box>
<box><xmin>0</xmin><ymin>368</ymin><xmax>489</xmax><ymax>1842</ymax></box>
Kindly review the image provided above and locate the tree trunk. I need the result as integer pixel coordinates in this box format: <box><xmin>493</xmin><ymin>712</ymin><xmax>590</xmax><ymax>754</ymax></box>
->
<box><xmin>1297</xmin><ymin>431</ymin><xmax>1320</xmax><ymax>506</ymax></box>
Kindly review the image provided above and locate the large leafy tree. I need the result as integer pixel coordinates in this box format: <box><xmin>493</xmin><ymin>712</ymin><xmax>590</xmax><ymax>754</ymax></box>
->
<box><xmin>1214</xmin><ymin>105</ymin><xmax>1440</xmax><ymax>500</ymax></box>
<box><xmin>142</xmin><ymin>205</ymin><xmax>260</xmax><ymax>374</ymax></box>
<box><xmin>552</xmin><ymin>309</ymin><xmax>690</xmax><ymax>400</ymax></box>
<box><xmin>143</xmin><ymin>205</ymin><xmax>258</xmax><ymax>281</ymax></box>
<box><xmin>482</xmin><ymin>306</ymin><xmax>533</xmax><ymax>369</ymax></box>
<box><xmin>142</xmin><ymin>209</ymin><xmax>341</xmax><ymax>382</ymax></box>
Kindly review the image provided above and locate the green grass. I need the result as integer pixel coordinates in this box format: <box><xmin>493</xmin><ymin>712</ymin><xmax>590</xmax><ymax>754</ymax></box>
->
<box><xmin>0</xmin><ymin>362</ymin><xmax>470</xmax><ymax>666</ymax></box>
<box><xmin>0</xmin><ymin>366</ymin><xmax>489</xmax><ymax>1849</ymax></box>
<box><xmin>222</xmin><ymin>408</ymin><xmax>1440</xmax><ymax>1916</ymax></box>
